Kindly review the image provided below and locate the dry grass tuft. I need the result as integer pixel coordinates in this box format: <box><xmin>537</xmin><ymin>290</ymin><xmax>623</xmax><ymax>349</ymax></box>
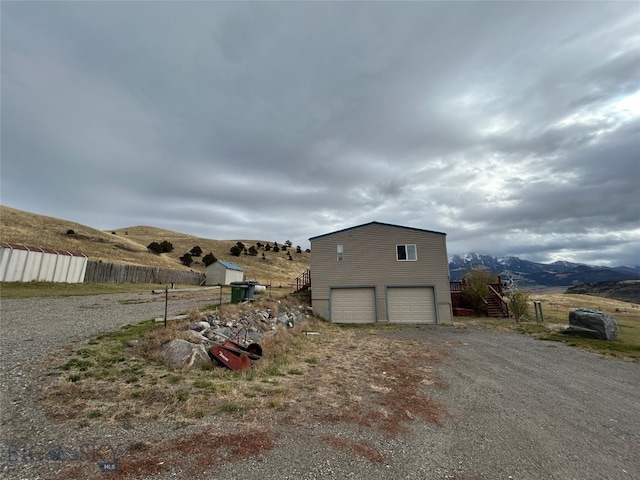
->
<box><xmin>278</xmin><ymin>330</ymin><xmax>449</xmax><ymax>437</ymax></box>
<box><xmin>48</xmin><ymin>429</ymin><xmax>275</xmax><ymax>480</ymax></box>
<box><xmin>325</xmin><ymin>437</ymin><xmax>386</xmax><ymax>463</ymax></box>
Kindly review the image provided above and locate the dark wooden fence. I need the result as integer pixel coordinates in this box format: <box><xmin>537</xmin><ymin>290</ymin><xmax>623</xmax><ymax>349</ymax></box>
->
<box><xmin>84</xmin><ymin>261</ymin><xmax>205</xmax><ymax>285</ymax></box>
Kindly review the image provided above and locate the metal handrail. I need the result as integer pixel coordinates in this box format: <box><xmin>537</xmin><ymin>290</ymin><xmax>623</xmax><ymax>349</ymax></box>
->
<box><xmin>295</xmin><ymin>269</ymin><xmax>311</xmax><ymax>292</ymax></box>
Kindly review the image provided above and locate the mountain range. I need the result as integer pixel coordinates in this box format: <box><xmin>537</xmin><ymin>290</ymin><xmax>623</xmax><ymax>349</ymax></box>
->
<box><xmin>448</xmin><ymin>253</ymin><xmax>640</xmax><ymax>288</ymax></box>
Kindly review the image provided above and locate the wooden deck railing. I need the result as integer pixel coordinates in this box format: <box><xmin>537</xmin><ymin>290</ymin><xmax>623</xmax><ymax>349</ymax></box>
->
<box><xmin>489</xmin><ymin>281</ymin><xmax>503</xmax><ymax>295</ymax></box>
<box><xmin>450</xmin><ymin>280</ymin><xmax>503</xmax><ymax>294</ymax></box>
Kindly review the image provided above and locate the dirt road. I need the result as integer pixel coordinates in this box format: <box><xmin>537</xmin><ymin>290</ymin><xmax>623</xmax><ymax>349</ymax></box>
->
<box><xmin>210</xmin><ymin>325</ymin><xmax>639</xmax><ymax>480</ymax></box>
<box><xmin>1</xmin><ymin>294</ymin><xmax>638</xmax><ymax>479</ymax></box>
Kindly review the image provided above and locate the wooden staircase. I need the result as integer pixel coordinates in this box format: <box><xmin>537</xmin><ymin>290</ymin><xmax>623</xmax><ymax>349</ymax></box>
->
<box><xmin>452</xmin><ymin>279</ymin><xmax>509</xmax><ymax>317</ymax></box>
<box><xmin>485</xmin><ymin>284</ymin><xmax>509</xmax><ymax>317</ymax></box>
<box><xmin>294</xmin><ymin>269</ymin><xmax>311</xmax><ymax>293</ymax></box>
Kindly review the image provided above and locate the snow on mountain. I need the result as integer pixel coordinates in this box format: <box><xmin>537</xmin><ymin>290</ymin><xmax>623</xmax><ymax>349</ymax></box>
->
<box><xmin>448</xmin><ymin>253</ymin><xmax>640</xmax><ymax>286</ymax></box>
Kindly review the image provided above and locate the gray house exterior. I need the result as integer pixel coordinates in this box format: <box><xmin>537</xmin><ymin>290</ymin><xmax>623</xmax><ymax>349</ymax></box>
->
<box><xmin>309</xmin><ymin>222</ymin><xmax>453</xmax><ymax>324</ymax></box>
<box><xmin>205</xmin><ymin>260</ymin><xmax>244</xmax><ymax>285</ymax></box>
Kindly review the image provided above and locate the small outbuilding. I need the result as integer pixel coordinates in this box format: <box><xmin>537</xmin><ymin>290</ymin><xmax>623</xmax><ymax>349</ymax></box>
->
<box><xmin>309</xmin><ymin>221</ymin><xmax>453</xmax><ymax>324</ymax></box>
<box><xmin>206</xmin><ymin>260</ymin><xmax>244</xmax><ymax>286</ymax></box>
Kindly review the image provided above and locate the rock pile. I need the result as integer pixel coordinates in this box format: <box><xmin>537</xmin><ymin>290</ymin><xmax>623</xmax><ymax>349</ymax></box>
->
<box><xmin>160</xmin><ymin>297</ymin><xmax>313</xmax><ymax>369</ymax></box>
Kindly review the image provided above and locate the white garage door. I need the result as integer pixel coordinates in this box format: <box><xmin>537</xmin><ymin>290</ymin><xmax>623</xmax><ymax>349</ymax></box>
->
<box><xmin>387</xmin><ymin>287</ymin><xmax>436</xmax><ymax>324</ymax></box>
<box><xmin>331</xmin><ymin>288</ymin><xmax>376</xmax><ymax>324</ymax></box>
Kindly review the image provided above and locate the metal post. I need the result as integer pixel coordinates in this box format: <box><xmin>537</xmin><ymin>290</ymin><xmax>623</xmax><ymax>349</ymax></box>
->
<box><xmin>164</xmin><ymin>286</ymin><xmax>168</xmax><ymax>328</ymax></box>
<box><xmin>533</xmin><ymin>301</ymin><xmax>544</xmax><ymax>323</ymax></box>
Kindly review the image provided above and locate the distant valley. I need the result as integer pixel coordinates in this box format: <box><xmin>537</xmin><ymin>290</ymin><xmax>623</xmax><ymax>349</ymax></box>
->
<box><xmin>448</xmin><ymin>253</ymin><xmax>640</xmax><ymax>288</ymax></box>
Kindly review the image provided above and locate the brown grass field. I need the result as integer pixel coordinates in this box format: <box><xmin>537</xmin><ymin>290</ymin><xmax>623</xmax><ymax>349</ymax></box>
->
<box><xmin>468</xmin><ymin>292</ymin><xmax>640</xmax><ymax>360</ymax></box>
<box><xmin>0</xmin><ymin>205</ymin><xmax>310</xmax><ymax>286</ymax></box>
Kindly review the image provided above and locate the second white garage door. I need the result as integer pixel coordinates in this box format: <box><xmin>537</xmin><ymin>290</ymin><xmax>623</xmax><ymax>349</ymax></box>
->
<box><xmin>331</xmin><ymin>287</ymin><xmax>376</xmax><ymax>324</ymax></box>
<box><xmin>387</xmin><ymin>287</ymin><xmax>436</xmax><ymax>324</ymax></box>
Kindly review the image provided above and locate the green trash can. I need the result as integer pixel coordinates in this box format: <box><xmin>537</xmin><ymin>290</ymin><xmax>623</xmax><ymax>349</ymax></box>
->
<box><xmin>230</xmin><ymin>282</ymin><xmax>247</xmax><ymax>304</ymax></box>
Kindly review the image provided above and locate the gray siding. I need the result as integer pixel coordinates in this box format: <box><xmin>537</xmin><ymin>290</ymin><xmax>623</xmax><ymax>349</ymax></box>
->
<box><xmin>311</xmin><ymin>223</ymin><xmax>452</xmax><ymax>323</ymax></box>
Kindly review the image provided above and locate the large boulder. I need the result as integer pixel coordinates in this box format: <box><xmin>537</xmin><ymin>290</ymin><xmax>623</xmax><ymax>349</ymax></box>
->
<box><xmin>566</xmin><ymin>308</ymin><xmax>618</xmax><ymax>340</ymax></box>
<box><xmin>159</xmin><ymin>339</ymin><xmax>212</xmax><ymax>369</ymax></box>
<box><xmin>182</xmin><ymin>329</ymin><xmax>209</xmax><ymax>344</ymax></box>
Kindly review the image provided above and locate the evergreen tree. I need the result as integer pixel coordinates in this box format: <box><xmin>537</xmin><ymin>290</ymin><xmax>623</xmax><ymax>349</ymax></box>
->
<box><xmin>159</xmin><ymin>240</ymin><xmax>173</xmax><ymax>253</ymax></box>
<box><xmin>202</xmin><ymin>252</ymin><xmax>217</xmax><ymax>266</ymax></box>
<box><xmin>179</xmin><ymin>253</ymin><xmax>193</xmax><ymax>266</ymax></box>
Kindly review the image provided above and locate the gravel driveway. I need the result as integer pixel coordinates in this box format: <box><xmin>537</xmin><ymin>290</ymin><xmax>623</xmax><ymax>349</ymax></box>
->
<box><xmin>1</xmin><ymin>293</ymin><xmax>638</xmax><ymax>479</ymax></box>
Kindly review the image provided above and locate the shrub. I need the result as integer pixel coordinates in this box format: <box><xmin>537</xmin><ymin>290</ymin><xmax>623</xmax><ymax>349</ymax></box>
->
<box><xmin>248</xmin><ymin>246</ymin><xmax>258</xmax><ymax>256</ymax></box>
<box><xmin>202</xmin><ymin>253</ymin><xmax>217</xmax><ymax>266</ymax></box>
<box><xmin>510</xmin><ymin>291</ymin><xmax>530</xmax><ymax>320</ymax></box>
<box><xmin>147</xmin><ymin>242</ymin><xmax>162</xmax><ymax>254</ymax></box>
<box><xmin>66</xmin><ymin>229</ymin><xmax>75</xmax><ymax>235</ymax></box>
<box><xmin>159</xmin><ymin>240</ymin><xmax>173</xmax><ymax>253</ymax></box>
<box><xmin>230</xmin><ymin>245</ymin><xmax>242</xmax><ymax>257</ymax></box>
<box><xmin>190</xmin><ymin>246</ymin><xmax>203</xmax><ymax>257</ymax></box>
<box><xmin>148</xmin><ymin>240</ymin><xmax>174</xmax><ymax>255</ymax></box>
<box><xmin>147</xmin><ymin>240</ymin><xmax>173</xmax><ymax>255</ymax></box>
<box><xmin>461</xmin><ymin>269</ymin><xmax>498</xmax><ymax>314</ymax></box>
<box><xmin>179</xmin><ymin>253</ymin><xmax>193</xmax><ymax>267</ymax></box>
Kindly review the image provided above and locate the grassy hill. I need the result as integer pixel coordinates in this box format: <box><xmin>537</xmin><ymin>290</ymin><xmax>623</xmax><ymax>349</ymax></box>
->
<box><xmin>566</xmin><ymin>280</ymin><xmax>640</xmax><ymax>304</ymax></box>
<box><xmin>0</xmin><ymin>205</ymin><xmax>309</xmax><ymax>285</ymax></box>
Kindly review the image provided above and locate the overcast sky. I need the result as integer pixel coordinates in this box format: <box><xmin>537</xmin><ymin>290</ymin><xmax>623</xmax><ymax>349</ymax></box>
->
<box><xmin>1</xmin><ymin>2</ymin><xmax>639</xmax><ymax>266</ymax></box>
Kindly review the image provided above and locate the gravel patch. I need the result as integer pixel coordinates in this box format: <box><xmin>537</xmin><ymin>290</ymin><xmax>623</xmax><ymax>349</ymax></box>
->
<box><xmin>0</xmin><ymin>290</ymin><xmax>224</xmax><ymax>479</ymax></box>
<box><xmin>1</xmin><ymin>294</ymin><xmax>639</xmax><ymax>479</ymax></box>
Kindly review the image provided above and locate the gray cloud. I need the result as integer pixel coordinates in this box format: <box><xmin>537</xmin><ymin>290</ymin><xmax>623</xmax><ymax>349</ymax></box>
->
<box><xmin>2</xmin><ymin>2</ymin><xmax>638</xmax><ymax>267</ymax></box>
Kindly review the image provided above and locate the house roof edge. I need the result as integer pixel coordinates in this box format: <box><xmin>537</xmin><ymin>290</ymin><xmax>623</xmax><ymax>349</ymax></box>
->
<box><xmin>309</xmin><ymin>221</ymin><xmax>446</xmax><ymax>241</ymax></box>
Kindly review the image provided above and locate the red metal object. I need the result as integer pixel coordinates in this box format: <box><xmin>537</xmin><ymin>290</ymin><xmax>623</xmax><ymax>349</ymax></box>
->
<box><xmin>209</xmin><ymin>344</ymin><xmax>252</xmax><ymax>371</ymax></box>
<box><xmin>208</xmin><ymin>329</ymin><xmax>263</xmax><ymax>370</ymax></box>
